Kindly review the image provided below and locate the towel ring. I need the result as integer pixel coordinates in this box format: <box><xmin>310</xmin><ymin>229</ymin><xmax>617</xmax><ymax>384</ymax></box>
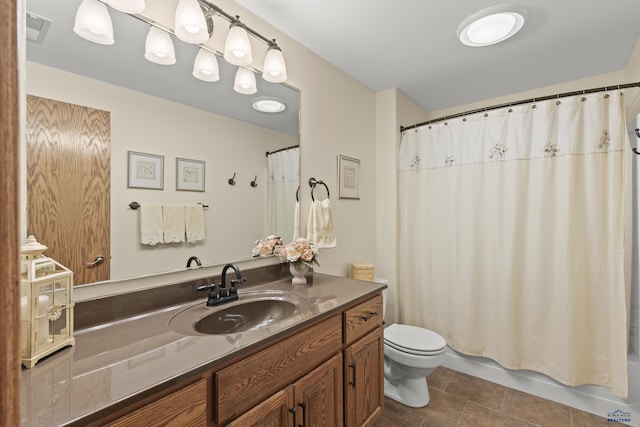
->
<box><xmin>310</xmin><ymin>179</ymin><xmax>330</xmax><ymax>201</ymax></box>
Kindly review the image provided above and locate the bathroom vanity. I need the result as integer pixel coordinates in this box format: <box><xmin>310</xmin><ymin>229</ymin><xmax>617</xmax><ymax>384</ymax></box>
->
<box><xmin>20</xmin><ymin>273</ymin><xmax>385</xmax><ymax>426</ymax></box>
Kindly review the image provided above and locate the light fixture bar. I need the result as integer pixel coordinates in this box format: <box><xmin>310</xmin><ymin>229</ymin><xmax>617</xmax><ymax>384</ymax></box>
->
<box><xmin>198</xmin><ymin>0</ymin><xmax>275</xmax><ymax>47</ymax></box>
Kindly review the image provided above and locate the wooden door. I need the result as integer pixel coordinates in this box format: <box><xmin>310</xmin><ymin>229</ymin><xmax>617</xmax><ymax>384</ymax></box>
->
<box><xmin>344</xmin><ymin>328</ymin><xmax>384</xmax><ymax>427</ymax></box>
<box><xmin>26</xmin><ymin>95</ymin><xmax>111</xmax><ymax>285</ymax></box>
<box><xmin>227</xmin><ymin>387</ymin><xmax>295</xmax><ymax>427</ymax></box>
<box><xmin>294</xmin><ymin>354</ymin><xmax>343</xmax><ymax>427</ymax></box>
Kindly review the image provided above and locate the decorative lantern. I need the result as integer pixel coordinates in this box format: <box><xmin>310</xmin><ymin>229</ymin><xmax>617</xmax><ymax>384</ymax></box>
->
<box><xmin>20</xmin><ymin>236</ymin><xmax>75</xmax><ymax>368</ymax></box>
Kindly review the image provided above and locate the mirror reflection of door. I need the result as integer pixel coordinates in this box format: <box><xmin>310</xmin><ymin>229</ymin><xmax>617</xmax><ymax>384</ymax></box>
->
<box><xmin>26</xmin><ymin>95</ymin><xmax>111</xmax><ymax>285</ymax></box>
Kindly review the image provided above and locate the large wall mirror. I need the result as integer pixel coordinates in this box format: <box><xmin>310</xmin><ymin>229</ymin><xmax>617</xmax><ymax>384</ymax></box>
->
<box><xmin>24</xmin><ymin>0</ymin><xmax>300</xmax><ymax>285</ymax></box>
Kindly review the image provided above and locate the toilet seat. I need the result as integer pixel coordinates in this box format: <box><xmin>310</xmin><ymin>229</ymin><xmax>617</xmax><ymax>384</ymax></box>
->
<box><xmin>384</xmin><ymin>324</ymin><xmax>446</xmax><ymax>356</ymax></box>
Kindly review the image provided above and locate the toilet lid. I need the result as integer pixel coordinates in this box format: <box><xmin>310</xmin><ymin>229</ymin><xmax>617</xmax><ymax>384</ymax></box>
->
<box><xmin>384</xmin><ymin>324</ymin><xmax>446</xmax><ymax>355</ymax></box>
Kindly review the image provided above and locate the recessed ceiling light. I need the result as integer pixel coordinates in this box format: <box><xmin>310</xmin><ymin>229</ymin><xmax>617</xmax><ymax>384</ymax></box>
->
<box><xmin>457</xmin><ymin>4</ymin><xmax>526</xmax><ymax>47</ymax></box>
<box><xmin>252</xmin><ymin>97</ymin><xmax>286</xmax><ymax>113</ymax></box>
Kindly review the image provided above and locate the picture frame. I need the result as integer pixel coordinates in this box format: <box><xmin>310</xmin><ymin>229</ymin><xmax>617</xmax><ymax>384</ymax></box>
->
<box><xmin>176</xmin><ymin>157</ymin><xmax>206</xmax><ymax>192</ymax></box>
<box><xmin>338</xmin><ymin>155</ymin><xmax>360</xmax><ymax>199</ymax></box>
<box><xmin>127</xmin><ymin>151</ymin><xmax>164</xmax><ymax>190</ymax></box>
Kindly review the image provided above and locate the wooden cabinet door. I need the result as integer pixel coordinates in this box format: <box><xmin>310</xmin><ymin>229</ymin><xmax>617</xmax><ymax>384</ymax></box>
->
<box><xmin>344</xmin><ymin>328</ymin><xmax>384</xmax><ymax>427</ymax></box>
<box><xmin>26</xmin><ymin>95</ymin><xmax>111</xmax><ymax>285</ymax></box>
<box><xmin>294</xmin><ymin>354</ymin><xmax>343</xmax><ymax>427</ymax></box>
<box><xmin>227</xmin><ymin>387</ymin><xmax>295</xmax><ymax>427</ymax></box>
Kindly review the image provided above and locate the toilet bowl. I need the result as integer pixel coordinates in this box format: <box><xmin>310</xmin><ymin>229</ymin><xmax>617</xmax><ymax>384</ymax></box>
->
<box><xmin>378</xmin><ymin>280</ymin><xmax>447</xmax><ymax>408</ymax></box>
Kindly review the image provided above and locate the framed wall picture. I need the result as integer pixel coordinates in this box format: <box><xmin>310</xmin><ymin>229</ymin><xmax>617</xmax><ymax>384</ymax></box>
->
<box><xmin>127</xmin><ymin>151</ymin><xmax>164</xmax><ymax>190</ymax></box>
<box><xmin>176</xmin><ymin>157</ymin><xmax>205</xmax><ymax>192</ymax></box>
<box><xmin>338</xmin><ymin>155</ymin><xmax>360</xmax><ymax>199</ymax></box>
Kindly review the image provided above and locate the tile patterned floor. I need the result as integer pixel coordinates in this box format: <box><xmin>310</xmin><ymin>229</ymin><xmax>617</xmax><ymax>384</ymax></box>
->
<box><xmin>373</xmin><ymin>367</ymin><xmax>624</xmax><ymax>427</ymax></box>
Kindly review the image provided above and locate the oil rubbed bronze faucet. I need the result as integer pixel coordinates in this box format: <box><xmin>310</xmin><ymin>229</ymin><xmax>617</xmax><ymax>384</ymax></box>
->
<box><xmin>197</xmin><ymin>263</ymin><xmax>246</xmax><ymax>307</ymax></box>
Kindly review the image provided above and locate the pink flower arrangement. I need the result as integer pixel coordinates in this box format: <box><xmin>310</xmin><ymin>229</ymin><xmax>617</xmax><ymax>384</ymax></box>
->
<box><xmin>274</xmin><ymin>238</ymin><xmax>319</xmax><ymax>268</ymax></box>
<box><xmin>252</xmin><ymin>235</ymin><xmax>283</xmax><ymax>257</ymax></box>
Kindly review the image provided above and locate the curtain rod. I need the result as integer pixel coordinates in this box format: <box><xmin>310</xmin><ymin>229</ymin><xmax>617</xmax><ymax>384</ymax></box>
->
<box><xmin>400</xmin><ymin>81</ymin><xmax>640</xmax><ymax>133</ymax></box>
<box><xmin>265</xmin><ymin>144</ymin><xmax>300</xmax><ymax>157</ymax></box>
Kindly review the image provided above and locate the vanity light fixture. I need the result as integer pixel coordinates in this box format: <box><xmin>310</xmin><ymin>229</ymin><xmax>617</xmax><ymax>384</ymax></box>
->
<box><xmin>144</xmin><ymin>27</ymin><xmax>176</xmax><ymax>65</ymax></box>
<box><xmin>252</xmin><ymin>97</ymin><xmax>286</xmax><ymax>113</ymax></box>
<box><xmin>193</xmin><ymin>48</ymin><xmax>220</xmax><ymax>81</ymax></box>
<box><xmin>224</xmin><ymin>19</ymin><xmax>253</xmax><ymax>66</ymax></box>
<box><xmin>457</xmin><ymin>4</ymin><xmax>526</xmax><ymax>47</ymax></box>
<box><xmin>72</xmin><ymin>0</ymin><xmax>288</xmax><ymax>91</ymax></box>
<box><xmin>174</xmin><ymin>0</ymin><xmax>210</xmax><ymax>44</ymax></box>
<box><xmin>73</xmin><ymin>0</ymin><xmax>114</xmax><ymax>45</ymax></box>
<box><xmin>104</xmin><ymin>0</ymin><xmax>145</xmax><ymax>14</ymax></box>
<box><xmin>234</xmin><ymin>67</ymin><xmax>257</xmax><ymax>94</ymax></box>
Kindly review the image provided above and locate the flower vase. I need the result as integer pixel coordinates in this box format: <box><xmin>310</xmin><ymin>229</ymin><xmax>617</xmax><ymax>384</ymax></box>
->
<box><xmin>289</xmin><ymin>263</ymin><xmax>309</xmax><ymax>284</ymax></box>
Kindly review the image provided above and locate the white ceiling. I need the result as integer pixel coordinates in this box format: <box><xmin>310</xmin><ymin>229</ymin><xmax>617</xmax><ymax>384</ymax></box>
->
<box><xmin>234</xmin><ymin>0</ymin><xmax>640</xmax><ymax>112</ymax></box>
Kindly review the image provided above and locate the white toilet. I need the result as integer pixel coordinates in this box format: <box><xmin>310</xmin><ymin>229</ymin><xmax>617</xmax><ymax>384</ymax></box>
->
<box><xmin>379</xmin><ymin>281</ymin><xmax>447</xmax><ymax>408</ymax></box>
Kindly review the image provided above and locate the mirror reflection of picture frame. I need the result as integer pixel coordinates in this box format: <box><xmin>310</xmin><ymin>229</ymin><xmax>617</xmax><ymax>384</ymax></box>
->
<box><xmin>338</xmin><ymin>155</ymin><xmax>360</xmax><ymax>199</ymax></box>
<box><xmin>127</xmin><ymin>151</ymin><xmax>164</xmax><ymax>190</ymax></box>
<box><xmin>176</xmin><ymin>158</ymin><xmax>205</xmax><ymax>192</ymax></box>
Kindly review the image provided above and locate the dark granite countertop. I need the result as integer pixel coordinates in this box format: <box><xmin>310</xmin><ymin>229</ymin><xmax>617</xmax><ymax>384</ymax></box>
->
<box><xmin>20</xmin><ymin>274</ymin><xmax>384</xmax><ymax>426</ymax></box>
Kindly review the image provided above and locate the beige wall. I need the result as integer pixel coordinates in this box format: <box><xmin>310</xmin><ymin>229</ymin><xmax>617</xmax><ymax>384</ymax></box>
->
<box><xmin>215</xmin><ymin>0</ymin><xmax>379</xmax><ymax>278</ymax></box>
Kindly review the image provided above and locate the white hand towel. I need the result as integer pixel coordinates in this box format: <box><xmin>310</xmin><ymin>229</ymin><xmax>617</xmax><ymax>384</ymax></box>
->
<box><xmin>293</xmin><ymin>200</ymin><xmax>300</xmax><ymax>240</ymax></box>
<box><xmin>162</xmin><ymin>205</ymin><xmax>186</xmax><ymax>243</ymax></box>
<box><xmin>306</xmin><ymin>199</ymin><xmax>337</xmax><ymax>248</ymax></box>
<box><xmin>140</xmin><ymin>205</ymin><xmax>164</xmax><ymax>245</ymax></box>
<box><xmin>185</xmin><ymin>204</ymin><xmax>205</xmax><ymax>243</ymax></box>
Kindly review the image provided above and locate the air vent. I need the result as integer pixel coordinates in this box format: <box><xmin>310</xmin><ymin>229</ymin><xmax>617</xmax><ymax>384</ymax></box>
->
<box><xmin>26</xmin><ymin>12</ymin><xmax>52</xmax><ymax>44</ymax></box>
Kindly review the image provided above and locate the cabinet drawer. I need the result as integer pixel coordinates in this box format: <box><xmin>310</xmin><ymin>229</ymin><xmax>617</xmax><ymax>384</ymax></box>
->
<box><xmin>106</xmin><ymin>379</ymin><xmax>207</xmax><ymax>427</ymax></box>
<box><xmin>215</xmin><ymin>315</ymin><xmax>342</xmax><ymax>424</ymax></box>
<box><xmin>343</xmin><ymin>294</ymin><xmax>383</xmax><ymax>345</ymax></box>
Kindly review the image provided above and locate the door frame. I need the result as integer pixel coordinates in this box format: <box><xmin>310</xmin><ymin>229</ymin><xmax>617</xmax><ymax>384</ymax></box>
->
<box><xmin>0</xmin><ymin>0</ymin><xmax>21</xmax><ymax>425</ymax></box>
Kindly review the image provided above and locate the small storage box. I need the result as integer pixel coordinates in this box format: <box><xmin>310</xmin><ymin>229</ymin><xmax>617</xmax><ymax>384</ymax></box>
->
<box><xmin>351</xmin><ymin>263</ymin><xmax>374</xmax><ymax>281</ymax></box>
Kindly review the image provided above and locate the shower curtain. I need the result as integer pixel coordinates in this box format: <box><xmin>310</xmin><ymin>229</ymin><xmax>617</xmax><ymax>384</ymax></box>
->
<box><xmin>399</xmin><ymin>91</ymin><xmax>630</xmax><ymax>397</ymax></box>
<box><xmin>267</xmin><ymin>147</ymin><xmax>300</xmax><ymax>241</ymax></box>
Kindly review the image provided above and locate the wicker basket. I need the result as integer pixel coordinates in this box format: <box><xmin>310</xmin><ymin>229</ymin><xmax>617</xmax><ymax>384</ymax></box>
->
<box><xmin>351</xmin><ymin>263</ymin><xmax>374</xmax><ymax>281</ymax></box>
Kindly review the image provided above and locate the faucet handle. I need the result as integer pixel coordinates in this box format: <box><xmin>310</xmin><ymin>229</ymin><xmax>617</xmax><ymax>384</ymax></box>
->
<box><xmin>197</xmin><ymin>284</ymin><xmax>215</xmax><ymax>292</ymax></box>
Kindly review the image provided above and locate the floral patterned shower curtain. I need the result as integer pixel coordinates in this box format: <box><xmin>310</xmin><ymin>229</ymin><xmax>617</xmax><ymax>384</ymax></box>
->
<box><xmin>399</xmin><ymin>91</ymin><xmax>629</xmax><ymax>397</ymax></box>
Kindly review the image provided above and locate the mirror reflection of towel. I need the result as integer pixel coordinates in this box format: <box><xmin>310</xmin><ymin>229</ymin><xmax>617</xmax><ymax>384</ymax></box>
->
<box><xmin>306</xmin><ymin>199</ymin><xmax>336</xmax><ymax>248</ymax></box>
<box><xmin>163</xmin><ymin>205</ymin><xmax>186</xmax><ymax>243</ymax></box>
<box><xmin>186</xmin><ymin>204</ymin><xmax>205</xmax><ymax>243</ymax></box>
<box><xmin>140</xmin><ymin>205</ymin><xmax>163</xmax><ymax>245</ymax></box>
<box><xmin>293</xmin><ymin>201</ymin><xmax>300</xmax><ymax>240</ymax></box>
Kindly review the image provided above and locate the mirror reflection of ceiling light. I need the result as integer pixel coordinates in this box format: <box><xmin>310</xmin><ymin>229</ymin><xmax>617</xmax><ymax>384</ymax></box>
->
<box><xmin>252</xmin><ymin>97</ymin><xmax>286</xmax><ymax>113</ymax></box>
<box><xmin>457</xmin><ymin>4</ymin><xmax>526</xmax><ymax>47</ymax></box>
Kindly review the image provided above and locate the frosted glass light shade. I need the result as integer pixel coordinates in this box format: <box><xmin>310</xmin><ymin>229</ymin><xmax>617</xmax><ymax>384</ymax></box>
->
<box><xmin>144</xmin><ymin>27</ymin><xmax>176</xmax><ymax>65</ymax></box>
<box><xmin>174</xmin><ymin>0</ymin><xmax>209</xmax><ymax>44</ymax></box>
<box><xmin>224</xmin><ymin>23</ymin><xmax>253</xmax><ymax>66</ymax></box>
<box><xmin>73</xmin><ymin>0</ymin><xmax>114</xmax><ymax>45</ymax></box>
<box><xmin>457</xmin><ymin>5</ymin><xmax>526</xmax><ymax>47</ymax></box>
<box><xmin>193</xmin><ymin>48</ymin><xmax>220</xmax><ymax>82</ymax></box>
<box><xmin>233</xmin><ymin>67</ymin><xmax>257</xmax><ymax>94</ymax></box>
<box><xmin>262</xmin><ymin>46</ymin><xmax>287</xmax><ymax>83</ymax></box>
<box><xmin>105</xmin><ymin>0</ymin><xmax>145</xmax><ymax>13</ymax></box>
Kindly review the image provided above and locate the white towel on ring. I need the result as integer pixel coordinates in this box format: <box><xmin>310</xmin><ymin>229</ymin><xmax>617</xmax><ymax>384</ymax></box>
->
<box><xmin>293</xmin><ymin>200</ymin><xmax>300</xmax><ymax>241</ymax></box>
<box><xmin>306</xmin><ymin>199</ymin><xmax>336</xmax><ymax>248</ymax></box>
<box><xmin>140</xmin><ymin>205</ymin><xmax>163</xmax><ymax>245</ymax></box>
<box><xmin>162</xmin><ymin>205</ymin><xmax>186</xmax><ymax>243</ymax></box>
<box><xmin>185</xmin><ymin>204</ymin><xmax>205</xmax><ymax>243</ymax></box>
